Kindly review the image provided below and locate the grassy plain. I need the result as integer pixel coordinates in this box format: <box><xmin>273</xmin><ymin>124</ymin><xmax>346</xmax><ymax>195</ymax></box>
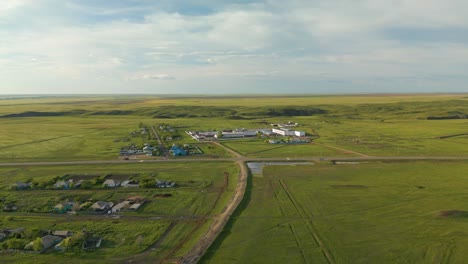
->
<box><xmin>0</xmin><ymin>94</ymin><xmax>467</xmax><ymax>263</ymax></box>
<box><xmin>0</xmin><ymin>94</ymin><xmax>467</xmax><ymax>160</ymax></box>
<box><xmin>203</xmin><ymin>161</ymin><xmax>468</xmax><ymax>264</ymax></box>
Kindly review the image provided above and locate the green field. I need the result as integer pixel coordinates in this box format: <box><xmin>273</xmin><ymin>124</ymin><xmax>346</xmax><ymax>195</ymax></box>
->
<box><xmin>0</xmin><ymin>94</ymin><xmax>466</xmax><ymax>160</ymax></box>
<box><xmin>203</xmin><ymin>161</ymin><xmax>468</xmax><ymax>263</ymax></box>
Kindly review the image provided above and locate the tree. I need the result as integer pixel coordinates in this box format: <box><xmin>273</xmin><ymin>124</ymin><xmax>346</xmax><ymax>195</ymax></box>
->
<box><xmin>32</xmin><ymin>237</ymin><xmax>44</xmax><ymax>251</ymax></box>
<box><xmin>80</xmin><ymin>180</ymin><xmax>93</xmax><ymax>189</ymax></box>
<box><xmin>7</xmin><ymin>238</ymin><xmax>27</xmax><ymax>249</ymax></box>
<box><xmin>93</xmin><ymin>176</ymin><xmax>105</xmax><ymax>185</ymax></box>
<box><xmin>65</xmin><ymin>233</ymin><xmax>85</xmax><ymax>249</ymax></box>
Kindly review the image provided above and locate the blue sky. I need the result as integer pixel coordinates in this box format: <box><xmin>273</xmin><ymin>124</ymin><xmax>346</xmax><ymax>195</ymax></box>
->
<box><xmin>1</xmin><ymin>0</ymin><xmax>467</xmax><ymax>94</ymax></box>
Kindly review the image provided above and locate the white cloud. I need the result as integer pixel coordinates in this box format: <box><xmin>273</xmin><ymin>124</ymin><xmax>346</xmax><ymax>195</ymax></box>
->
<box><xmin>1</xmin><ymin>0</ymin><xmax>468</xmax><ymax>93</ymax></box>
<box><xmin>127</xmin><ymin>73</ymin><xmax>175</xmax><ymax>81</ymax></box>
<box><xmin>0</xmin><ymin>0</ymin><xmax>30</xmax><ymax>12</ymax></box>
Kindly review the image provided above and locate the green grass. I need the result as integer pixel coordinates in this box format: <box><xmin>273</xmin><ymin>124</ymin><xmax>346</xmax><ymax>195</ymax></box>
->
<box><xmin>221</xmin><ymin>139</ymin><xmax>350</xmax><ymax>158</ymax></box>
<box><xmin>313</xmin><ymin>119</ymin><xmax>468</xmax><ymax>156</ymax></box>
<box><xmin>0</xmin><ymin>95</ymin><xmax>466</xmax><ymax>160</ymax></box>
<box><xmin>203</xmin><ymin>161</ymin><xmax>468</xmax><ymax>263</ymax></box>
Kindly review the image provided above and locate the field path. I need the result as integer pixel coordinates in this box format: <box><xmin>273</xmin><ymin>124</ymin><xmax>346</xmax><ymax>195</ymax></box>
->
<box><xmin>212</xmin><ymin>141</ymin><xmax>244</xmax><ymax>158</ymax></box>
<box><xmin>179</xmin><ymin>160</ymin><xmax>248</xmax><ymax>264</ymax></box>
<box><xmin>278</xmin><ymin>179</ymin><xmax>335</xmax><ymax>264</ymax></box>
<box><xmin>313</xmin><ymin>142</ymin><xmax>369</xmax><ymax>157</ymax></box>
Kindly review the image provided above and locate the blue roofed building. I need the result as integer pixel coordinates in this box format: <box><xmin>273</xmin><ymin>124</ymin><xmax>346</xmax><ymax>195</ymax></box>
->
<box><xmin>170</xmin><ymin>145</ymin><xmax>187</xmax><ymax>156</ymax></box>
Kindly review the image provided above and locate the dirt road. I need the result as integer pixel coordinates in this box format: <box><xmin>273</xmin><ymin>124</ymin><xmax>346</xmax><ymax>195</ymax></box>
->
<box><xmin>178</xmin><ymin>146</ymin><xmax>248</xmax><ymax>264</ymax></box>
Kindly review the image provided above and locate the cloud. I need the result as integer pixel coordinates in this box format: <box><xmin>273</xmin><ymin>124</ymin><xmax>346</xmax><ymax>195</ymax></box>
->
<box><xmin>127</xmin><ymin>73</ymin><xmax>175</xmax><ymax>81</ymax></box>
<box><xmin>1</xmin><ymin>0</ymin><xmax>468</xmax><ymax>94</ymax></box>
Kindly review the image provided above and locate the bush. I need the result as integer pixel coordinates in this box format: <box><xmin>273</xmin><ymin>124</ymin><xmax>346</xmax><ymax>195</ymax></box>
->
<box><xmin>32</xmin><ymin>237</ymin><xmax>43</xmax><ymax>251</ymax></box>
<box><xmin>6</xmin><ymin>238</ymin><xmax>27</xmax><ymax>249</ymax></box>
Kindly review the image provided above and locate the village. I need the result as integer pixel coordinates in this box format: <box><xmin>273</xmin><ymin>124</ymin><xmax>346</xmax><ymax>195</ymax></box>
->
<box><xmin>119</xmin><ymin>123</ymin><xmax>204</xmax><ymax>157</ymax></box>
<box><xmin>117</xmin><ymin>121</ymin><xmax>311</xmax><ymax>158</ymax></box>
<box><xmin>0</xmin><ymin>227</ymin><xmax>103</xmax><ymax>253</ymax></box>
<box><xmin>0</xmin><ymin>120</ymin><xmax>312</xmax><ymax>257</ymax></box>
<box><xmin>1</xmin><ymin>173</ymin><xmax>178</xmax><ymax>254</ymax></box>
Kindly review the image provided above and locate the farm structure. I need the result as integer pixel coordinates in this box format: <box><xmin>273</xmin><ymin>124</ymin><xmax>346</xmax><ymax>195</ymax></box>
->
<box><xmin>272</xmin><ymin>128</ymin><xmax>305</xmax><ymax>137</ymax></box>
<box><xmin>187</xmin><ymin>127</ymin><xmax>306</xmax><ymax>141</ymax></box>
<box><xmin>186</xmin><ymin>131</ymin><xmax>218</xmax><ymax>141</ymax></box>
<box><xmin>215</xmin><ymin>129</ymin><xmax>258</xmax><ymax>139</ymax></box>
<box><xmin>120</xmin><ymin>143</ymin><xmax>155</xmax><ymax>156</ymax></box>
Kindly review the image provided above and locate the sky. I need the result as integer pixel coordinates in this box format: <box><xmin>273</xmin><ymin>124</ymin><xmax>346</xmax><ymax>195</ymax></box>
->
<box><xmin>1</xmin><ymin>0</ymin><xmax>467</xmax><ymax>94</ymax></box>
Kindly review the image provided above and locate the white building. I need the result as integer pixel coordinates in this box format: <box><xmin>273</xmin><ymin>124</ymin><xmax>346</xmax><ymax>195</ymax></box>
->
<box><xmin>294</xmin><ymin>131</ymin><xmax>305</xmax><ymax>137</ymax></box>
<box><xmin>272</xmin><ymin>128</ymin><xmax>295</xmax><ymax>136</ymax></box>
<box><xmin>215</xmin><ymin>130</ymin><xmax>257</xmax><ymax>139</ymax></box>
<box><xmin>272</xmin><ymin>128</ymin><xmax>305</xmax><ymax>137</ymax></box>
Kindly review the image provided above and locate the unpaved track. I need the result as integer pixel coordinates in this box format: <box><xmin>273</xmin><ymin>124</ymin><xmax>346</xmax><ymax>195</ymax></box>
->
<box><xmin>314</xmin><ymin>142</ymin><xmax>369</xmax><ymax>157</ymax></box>
<box><xmin>178</xmin><ymin>160</ymin><xmax>248</xmax><ymax>264</ymax></box>
<box><xmin>212</xmin><ymin>141</ymin><xmax>244</xmax><ymax>158</ymax></box>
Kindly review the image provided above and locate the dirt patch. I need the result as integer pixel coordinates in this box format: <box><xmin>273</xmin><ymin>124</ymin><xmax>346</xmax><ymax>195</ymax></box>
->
<box><xmin>439</xmin><ymin>210</ymin><xmax>468</xmax><ymax>218</ymax></box>
<box><xmin>104</xmin><ymin>174</ymin><xmax>136</xmax><ymax>181</ymax></box>
<box><xmin>66</xmin><ymin>174</ymin><xmax>100</xmax><ymax>181</ymax></box>
<box><xmin>330</xmin><ymin>184</ymin><xmax>368</xmax><ymax>189</ymax></box>
<box><xmin>153</xmin><ymin>194</ymin><xmax>172</xmax><ymax>198</ymax></box>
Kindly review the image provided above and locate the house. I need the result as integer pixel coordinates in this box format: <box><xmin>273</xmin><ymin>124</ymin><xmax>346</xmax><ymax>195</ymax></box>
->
<box><xmin>54</xmin><ymin>180</ymin><xmax>73</xmax><ymax>189</ymax></box>
<box><xmin>74</xmin><ymin>180</ymin><xmax>83</xmax><ymax>188</ymax></box>
<box><xmin>120</xmin><ymin>145</ymin><xmax>145</xmax><ymax>156</ymax></box>
<box><xmin>156</xmin><ymin>180</ymin><xmax>176</xmax><ymax>188</ymax></box>
<box><xmin>13</xmin><ymin>182</ymin><xmax>30</xmax><ymax>190</ymax></box>
<box><xmin>121</xmin><ymin>180</ymin><xmax>140</xmax><ymax>188</ymax></box>
<box><xmin>112</xmin><ymin>201</ymin><xmax>130</xmax><ymax>213</ymax></box>
<box><xmin>91</xmin><ymin>201</ymin><xmax>113</xmax><ymax>212</ymax></box>
<box><xmin>102</xmin><ymin>179</ymin><xmax>120</xmax><ymax>188</ymax></box>
<box><xmin>170</xmin><ymin>145</ymin><xmax>187</xmax><ymax>156</ymax></box>
<box><xmin>41</xmin><ymin>235</ymin><xmax>63</xmax><ymax>250</ymax></box>
<box><xmin>82</xmin><ymin>237</ymin><xmax>103</xmax><ymax>251</ymax></box>
<box><xmin>2</xmin><ymin>228</ymin><xmax>24</xmax><ymax>236</ymax></box>
<box><xmin>52</xmin><ymin>230</ymin><xmax>73</xmax><ymax>238</ymax></box>
<box><xmin>142</xmin><ymin>145</ymin><xmax>154</xmax><ymax>154</ymax></box>
<box><xmin>53</xmin><ymin>203</ymin><xmax>73</xmax><ymax>214</ymax></box>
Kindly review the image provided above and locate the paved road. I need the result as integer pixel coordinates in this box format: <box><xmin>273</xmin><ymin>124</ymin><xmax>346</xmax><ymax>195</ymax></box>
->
<box><xmin>1</xmin><ymin>155</ymin><xmax>468</xmax><ymax>167</ymax></box>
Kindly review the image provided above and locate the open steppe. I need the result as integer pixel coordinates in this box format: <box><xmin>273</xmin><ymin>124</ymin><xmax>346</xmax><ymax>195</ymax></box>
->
<box><xmin>0</xmin><ymin>94</ymin><xmax>466</xmax><ymax>263</ymax></box>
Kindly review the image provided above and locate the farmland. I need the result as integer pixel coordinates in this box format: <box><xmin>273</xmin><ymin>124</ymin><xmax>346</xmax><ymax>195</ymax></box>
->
<box><xmin>202</xmin><ymin>161</ymin><xmax>468</xmax><ymax>263</ymax></box>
